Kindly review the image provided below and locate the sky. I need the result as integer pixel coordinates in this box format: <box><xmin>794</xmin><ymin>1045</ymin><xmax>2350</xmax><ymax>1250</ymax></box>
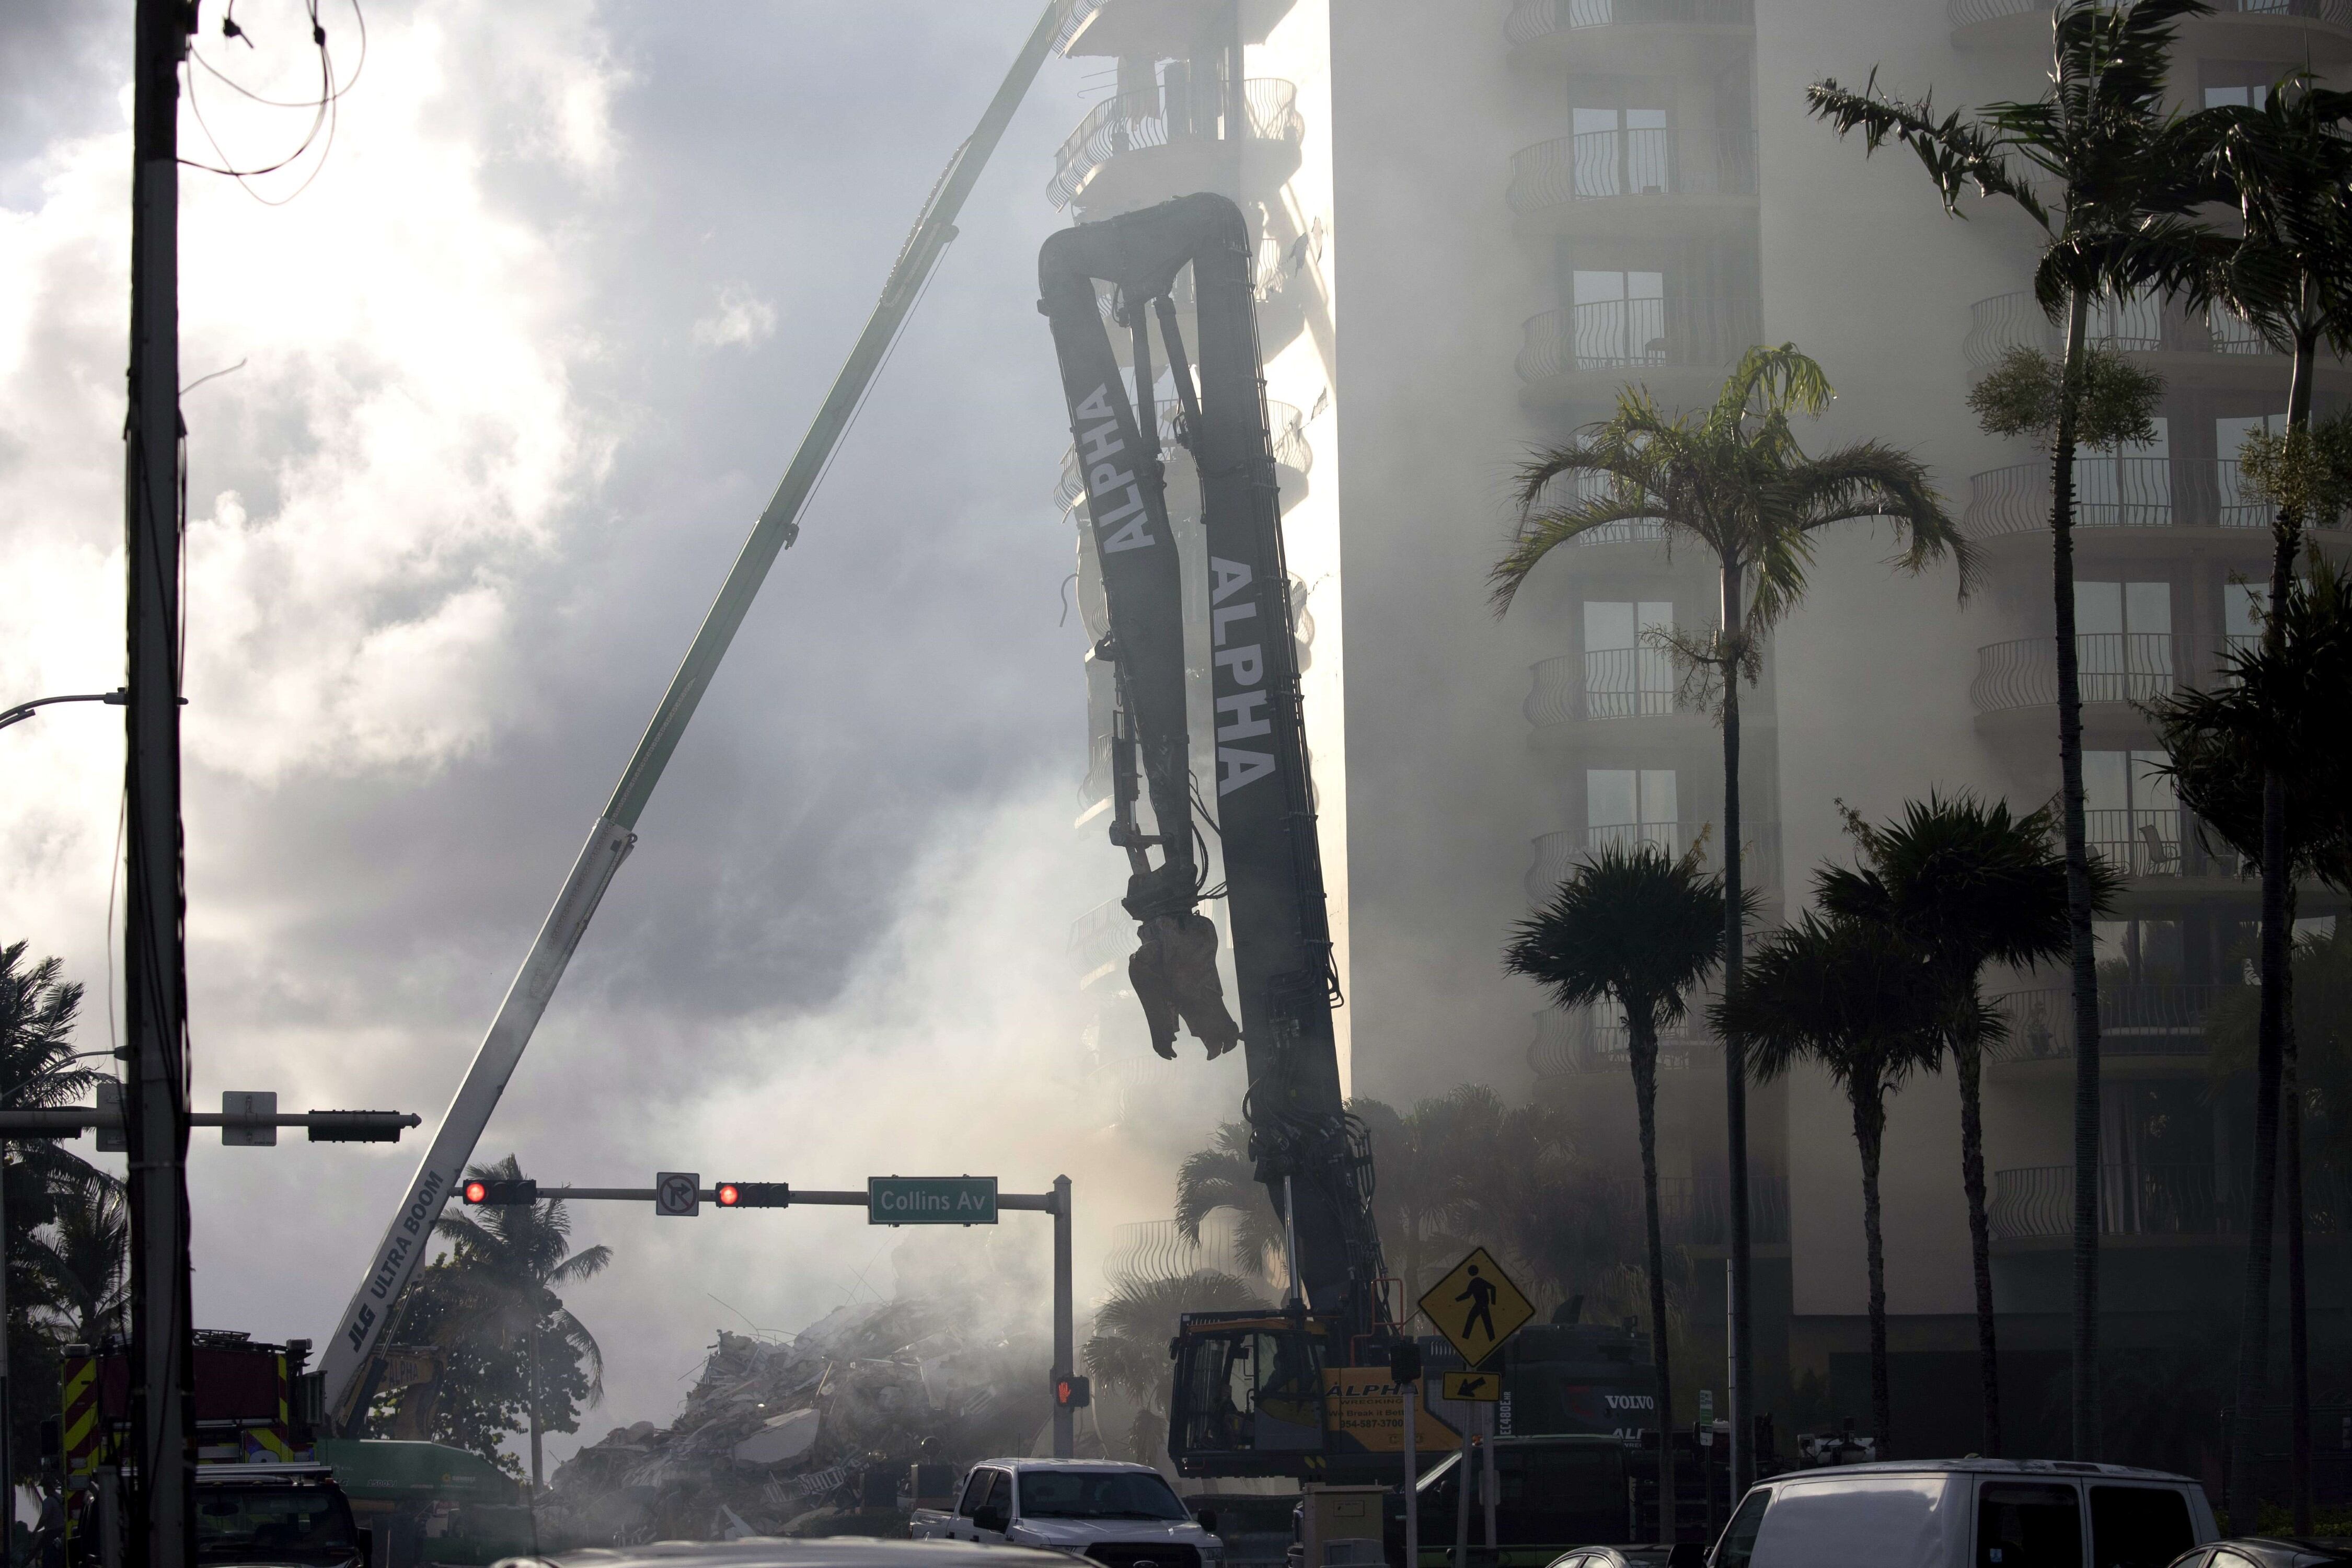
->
<box><xmin>0</xmin><ymin>0</ymin><xmax>1241</xmax><ymax>1467</ymax></box>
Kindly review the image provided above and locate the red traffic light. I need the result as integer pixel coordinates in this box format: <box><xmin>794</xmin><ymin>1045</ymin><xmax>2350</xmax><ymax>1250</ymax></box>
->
<box><xmin>716</xmin><ymin>1182</ymin><xmax>789</xmax><ymax>1208</ymax></box>
<box><xmin>463</xmin><ymin>1178</ymin><xmax>537</xmax><ymax>1205</ymax></box>
<box><xmin>1054</xmin><ymin>1375</ymin><xmax>1091</xmax><ymax>1410</ymax></box>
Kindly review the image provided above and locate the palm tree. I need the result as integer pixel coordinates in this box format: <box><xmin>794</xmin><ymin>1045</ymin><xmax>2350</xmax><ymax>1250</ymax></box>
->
<box><xmin>1493</xmin><ymin>346</ymin><xmax>1967</xmax><ymax>1487</ymax></box>
<box><xmin>1805</xmin><ymin>0</ymin><xmax>2222</xmax><ymax>1457</ymax></box>
<box><xmin>1716</xmin><ymin>915</ymin><xmax>1949</xmax><ymax>1456</ymax></box>
<box><xmin>1505</xmin><ymin>840</ymin><xmax>1733</xmax><ymax>1523</ymax></box>
<box><xmin>432</xmin><ymin>1155</ymin><xmax>612</xmax><ymax>1491</ymax></box>
<box><xmin>36</xmin><ymin>1172</ymin><xmax>130</xmax><ymax>1345</ymax></box>
<box><xmin>1082</xmin><ymin>1272</ymin><xmax>1267</xmax><ymax>1465</ymax></box>
<box><xmin>2150</xmin><ymin>552</ymin><xmax>2352</xmax><ymax>1527</ymax></box>
<box><xmin>1347</xmin><ymin>1098</ymin><xmax>1473</xmax><ymax>1308</ymax></box>
<box><xmin>1174</xmin><ymin>1121</ymin><xmax>1289</xmax><ymax>1283</ymax></box>
<box><xmin>1817</xmin><ymin>795</ymin><xmax>2116</xmax><ymax>1456</ymax></box>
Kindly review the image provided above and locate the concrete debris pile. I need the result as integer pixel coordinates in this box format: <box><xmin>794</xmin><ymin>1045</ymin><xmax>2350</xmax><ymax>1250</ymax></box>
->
<box><xmin>540</xmin><ymin>1300</ymin><xmax>1051</xmax><ymax>1546</ymax></box>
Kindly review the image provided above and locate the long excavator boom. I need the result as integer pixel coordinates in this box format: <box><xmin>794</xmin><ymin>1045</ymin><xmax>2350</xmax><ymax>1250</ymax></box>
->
<box><xmin>1037</xmin><ymin>194</ymin><xmax>1383</xmax><ymax>1331</ymax></box>
<box><xmin>317</xmin><ymin>0</ymin><xmax>1071</xmax><ymax>1426</ymax></box>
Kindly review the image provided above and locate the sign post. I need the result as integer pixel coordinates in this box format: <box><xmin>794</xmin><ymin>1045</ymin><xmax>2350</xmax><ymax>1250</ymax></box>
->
<box><xmin>1420</xmin><ymin>1249</ymin><xmax>1533</xmax><ymax>1559</ymax></box>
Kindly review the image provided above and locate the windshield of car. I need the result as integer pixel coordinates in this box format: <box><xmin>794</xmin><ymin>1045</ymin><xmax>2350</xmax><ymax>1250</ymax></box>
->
<box><xmin>1018</xmin><ymin>1470</ymin><xmax>1190</xmax><ymax>1521</ymax></box>
<box><xmin>195</xmin><ymin>1485</ymin><xmax>359</xmax><ymax>1565</ymax></box>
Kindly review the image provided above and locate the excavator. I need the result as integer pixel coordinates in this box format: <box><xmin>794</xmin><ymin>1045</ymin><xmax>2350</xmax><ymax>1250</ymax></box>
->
<box><xmin>1037</xmin><ymin>194</ymin><xmax>1408</xmax><ymax>1480</ymax></box>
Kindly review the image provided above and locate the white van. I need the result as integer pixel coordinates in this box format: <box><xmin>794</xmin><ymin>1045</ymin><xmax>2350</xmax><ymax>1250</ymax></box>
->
<box><xmin>1707</xmin><ymin>1459</ymin><xmax>2218</xmax><ymax>1568</ymax></box>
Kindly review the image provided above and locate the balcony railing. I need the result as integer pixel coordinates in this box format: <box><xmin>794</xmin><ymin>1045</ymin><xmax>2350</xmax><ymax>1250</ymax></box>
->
<box><xmin>1961</xmin><ymin>458</ymin><xmax>2347</xmax><ymax>539</ymax></box>
<box><xmin>1953</xmin><ymin>0</ymin><xmax>2352</xmax><ymax>26</ymax></box>
<box><xmin>1055</xmin><ymin>400</ymin><xmax>1308</xmax><ymax>511</ymax></box>
<box><xmin>1507</xmin><ymin>129</ymin><xmax>1758</xmax><ymax>212</ymax></box>
<box><xmin>1965</xmin><ymin>291</ymin><xmax>2276</xmax><ymax>367</ymax></box>
<box><xmin>1989</xmin><ymin>1162</ymin><xmax>2348</xmax><ymax>1242</ymax></box>
<box><xmin>1529</xmin><ymin>1007</ymin><xmax>1716</xmax><ymax>1077</ymax></box>
<box><xmin>1524</xmin><ymin>648</ymin><xmax>1695</xmax><ymax>725</ymax></box>
<box><xmin>1971</xmin><ymin>632</ymin><xmax>2189</xmax><ymax>712</ymax></box>
<box><xmin>1518</xmin><ymin>296</ymin><xmax>1760</xmax><ymax>383</ymax></box>
<box><xmin>1988</xmin><ymin>983</ymin><xmax>2232</xmax><ymax>1065</ymax></box>
<box><xmin>1506</xmin><ymin>0</ymin><xmax>1753</xmax><ymax>42</ymax></box>
<box><xmin>1652</xmin><ymin>1173</ymin><xmax>1791</xmax><ymax>1248</ymax></box>
<box><xmin>1049</xmin><ymin>78</ymin><xmax>1302</xmax><ymax>209</ymax></box>
<box><xmin>1528</xmin><ymin>819</ymin><xmax>1778</xmax><ymax>900</ymax></box>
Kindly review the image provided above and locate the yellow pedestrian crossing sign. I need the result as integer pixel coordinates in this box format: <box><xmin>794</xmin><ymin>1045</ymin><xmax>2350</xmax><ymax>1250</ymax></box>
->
<box><xmin>1442</xmin><ymin>1370</ymin><xmax>1503</xmax><ymax>1403</ymax></box>
<box><xmin>1420</xmin><ymin>1246</ymin><xmax>1534</xmax><ymax>1366</ymax></box>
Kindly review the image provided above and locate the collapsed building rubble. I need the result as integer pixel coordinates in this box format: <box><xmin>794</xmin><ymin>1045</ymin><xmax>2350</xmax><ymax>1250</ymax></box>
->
<box><xmin>539</xmin><ymin>1299</ymin><xmax>1054</xmax><ymax>1546</ymax></box>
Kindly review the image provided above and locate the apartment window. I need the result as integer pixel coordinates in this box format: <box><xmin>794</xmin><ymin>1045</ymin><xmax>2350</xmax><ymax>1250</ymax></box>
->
<box><xmin>2093</xmin><ymin>917</ymin><xmax>2187</xmax><ymax>984</ymax></box>
<box><xmin>2218</xmin><ymin>413</ymin><xmax>2289</xmax><ymax>525</ymax></box>
<box><xmin>2200</xmin><ymin>59</ymin><xmax>2297</xmax><ymax>108</ymax></box>
<box><xmin>1571</xmin><ymin>102</ymin><xmax>1670</xmax><ymax>196</ymax></box>
<box><xmin>1584</xmin><ymin>601</ymin><xmax>1675</xmax><ymax>717</ymax></box>
<box><xmin>2074</xmin><ymin>581</ymin><xmax>2174</xmax><ymax>701</ymax></box>
<box><xmin>1572</xmin><ymin>269</ymin><xmax>1666</xmax><ymax>368</ymax></box>
<box><xmin>2074</xmin><ymin>416</ymin><xmax>2169</xmax><ymax>526</ymax></box>
<box><xmin>1587</xmin><ymin>768</ymin><xmax>1678</xmax><ymax>856</ymax></box>
<box><xmin>2225</xmin><ymin>578</ymin><xmax>2266</xmax><ymax>654</ymax></box>
<box><xmin>2085</xmin><ymin>751</ymin><xmax>2181</xmax><ymax>877</ymax></box>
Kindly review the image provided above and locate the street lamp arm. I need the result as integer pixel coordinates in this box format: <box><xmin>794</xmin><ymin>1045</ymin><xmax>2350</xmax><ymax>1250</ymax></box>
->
<box><xmin>0</xmin><ymin>690</ymin><xmax>128</xmax><ymax>731</ymax></box>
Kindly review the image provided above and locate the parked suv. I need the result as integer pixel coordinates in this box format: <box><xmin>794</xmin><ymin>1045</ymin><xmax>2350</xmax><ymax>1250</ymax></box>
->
<box><xmin>1708</xmin><ymin>1459</ymin><xmax>2218</xmax><ymax>1568</ymax></box>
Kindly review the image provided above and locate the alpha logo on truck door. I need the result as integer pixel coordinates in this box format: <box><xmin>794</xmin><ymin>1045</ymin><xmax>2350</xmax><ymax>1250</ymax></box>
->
<box><xmin>1210</xmin><ymin>557</ymin><xmax>1275</xmax><ymax>796</ymax></box>
<box><xmin>1073</xmin><ymin>384</ymin><xmax>1155</xmax><ymax>554</ymax></box>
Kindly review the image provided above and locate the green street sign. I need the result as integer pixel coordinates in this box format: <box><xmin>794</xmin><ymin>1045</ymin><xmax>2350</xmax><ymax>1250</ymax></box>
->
<box><xmin>869</xmin><ymin>1175</ymin><xmax>999</xmax><ymax>1226</ymax></box>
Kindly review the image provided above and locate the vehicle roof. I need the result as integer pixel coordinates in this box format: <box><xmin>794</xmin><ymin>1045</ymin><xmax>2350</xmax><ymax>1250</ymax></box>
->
<box><xmin>195</xmin><ymin>1465</ymin><xmax>336</xmax><ymax>1483</ymax></box>
<box><xmin>967</xmin><ymin>1459</ymin><xmax>1168</xmax><ymax>1474</ymax></box>
<box><xmin>495</xmin><ymin>1541</ymin><xmax>1080</xmax><ymax>1568</ymax></box>
<box><xmin>1762</xmin><ymin>1459</ymin><xmax>2198</xmax><ymax>1484</ymax></box>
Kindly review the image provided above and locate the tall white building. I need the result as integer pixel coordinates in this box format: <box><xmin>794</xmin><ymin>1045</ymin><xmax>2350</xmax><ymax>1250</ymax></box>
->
<box><xmin>1050</xmin><ymin>0</ymin><xmax>2351</xmax><ymax>1459</ymax></box>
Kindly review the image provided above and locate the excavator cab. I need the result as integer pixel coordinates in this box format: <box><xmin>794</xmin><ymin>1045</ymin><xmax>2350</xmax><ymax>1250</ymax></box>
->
<box><xmin>1169</xmin><ymin>1311</ymin><xmax>1332</xmax><ymax>1475</ymax></box>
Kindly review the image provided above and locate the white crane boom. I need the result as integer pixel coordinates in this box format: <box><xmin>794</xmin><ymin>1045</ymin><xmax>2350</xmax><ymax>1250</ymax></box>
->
<box><xmin>317</xmin><ymin>0</ymin><xmax>1072</xmax><ymax>1422</ymax></box>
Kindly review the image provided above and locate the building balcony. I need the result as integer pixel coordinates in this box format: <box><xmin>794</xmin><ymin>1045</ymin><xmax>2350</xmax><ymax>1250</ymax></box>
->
<box><xmin>1989</xmin><ymin>1162</ymin><xmax>2348</xmax><ymax>1246</ymax></box>
<box><xmin>1523</xmin><ymin>648</ymin><xmax>1705</xmax><ymax>727</ymax></box>
<box><xmin>1986</xmin><ymin>982</ymin><xmax>2234</xmax><ymax>1069</ymax></box>
<box><xmin>1055</xmin><ymin>399</ymin><xmax>1309</xmax><ymax>514</ymax></box>
<box><xmin>1048</xmin><ymin>79</ymin><xmax>1302</xmax><ymax>213</ymax></box>
<box><xmin>1527</xmin><ymin>818</ymin><xmax>1779</xmax><ymax>901</ymax></box>
<box><xmin>1959</xmin><ymin>459</ymin><xmax>2351</xmax><ymax>561</ymax></box>
<box><xmin>1055</xmin><ymin>0</ymin><xmax>1206</xmax><ymax>61</ymax></box>
<box><xmin>1950</xmin><ymin>0</ymin><xmax>2352</xmax><ymax>60</ymax></box>
<box><xmin>1069</xmin><ymin>897</ymin><xmax>1131</xmax><ymax>987</ymax></box>
<box><xmin>1506</xmin><ymin>129</ymin><xmax>1758</xmax><ymax>237</ymax></box>
<box><xmin>1529</xmin><ymin>1006</ymin><xmax>1717</xmax><ymax>1078</ymax></box>
<box><xmin>1504</xmin><ymin>0</ymin><xmax>1754</xmax><ymax>75</ymax></box>
<box><xmin>1970</xmin><ymin>631</ymin><xmax>2221</xmax><ymax>715</ymax></box>
<box><xmin>1964</xmin><ymin>291</ymin><xmax>2340</xmax><ymax>391</ymax></box>
<box><xmin>1652</xmin><ymin>1172</ymin><xmax>1790</xmax><ymax>1250</ymax></box>
<box><xmin>1516</xmin><ymin>299</ymin><xmax>1756</xmax><ymax>408</ymax></box>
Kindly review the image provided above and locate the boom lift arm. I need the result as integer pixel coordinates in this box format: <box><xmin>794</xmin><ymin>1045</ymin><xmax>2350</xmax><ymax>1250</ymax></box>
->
<box><xmin>1037</xmin><ymin>194</ymin><xmax>1383</xmax><ymax>1336</ymax></box>
<box><xmin>317</xmin><ymin>0</ymin><xmax>1072</xmax><ymax>1426</ymax></box>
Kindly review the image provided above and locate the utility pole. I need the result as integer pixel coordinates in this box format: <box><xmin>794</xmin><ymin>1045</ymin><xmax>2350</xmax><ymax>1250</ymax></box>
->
<box><xmin>124</xmin><ymin>2</ymin><xmax>195</xmax><ymax>1566</ymax></box>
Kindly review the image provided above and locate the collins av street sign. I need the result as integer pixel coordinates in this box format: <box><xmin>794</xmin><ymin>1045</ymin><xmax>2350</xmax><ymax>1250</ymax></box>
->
<box><xmin>869</xmin><ymin>1175</ymin><xmax>999</xmax><ymax>1226</ymax></box>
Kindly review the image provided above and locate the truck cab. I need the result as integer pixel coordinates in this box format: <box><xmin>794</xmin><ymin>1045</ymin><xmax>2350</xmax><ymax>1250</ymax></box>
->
<box><xmin>909</xmin><ymin>1459</ymin><xmax>1226</xmax><ymax>1568</ymax></box>
<box><xmin>194</xmin><ymin>1463</ymin><xmax>364</xmax><ymax>1568</ymax></box>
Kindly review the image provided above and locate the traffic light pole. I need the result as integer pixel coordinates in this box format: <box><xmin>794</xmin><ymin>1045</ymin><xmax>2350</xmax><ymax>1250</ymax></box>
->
<box><xmin>1052</xmin><ymin>1175</ymin><xmax>1073</xmax><ymax>1463</ymax></box>
<box><xmin>466</xmin><ymin>1175</ymin><xmax>1078</xmax><ymax>1459</ymax></box>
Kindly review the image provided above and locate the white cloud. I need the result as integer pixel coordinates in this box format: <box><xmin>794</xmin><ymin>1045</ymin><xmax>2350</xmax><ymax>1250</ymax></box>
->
<box><xmin>691</xmin><ymin>282</ymin><xmax>778</xmax><ymax>350</ymax></box>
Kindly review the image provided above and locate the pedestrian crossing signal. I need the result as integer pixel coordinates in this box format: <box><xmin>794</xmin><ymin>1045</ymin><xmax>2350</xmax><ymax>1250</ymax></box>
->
<box><xmin>1055</xmin><ymin>1376</ymin><xmax>1091</xmax><ymax>1410</ymax></box>
<box><xmin>462</xmin><ymin>1179</ymin><xmax>538</xmax><ymax>1205</ymax></box>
